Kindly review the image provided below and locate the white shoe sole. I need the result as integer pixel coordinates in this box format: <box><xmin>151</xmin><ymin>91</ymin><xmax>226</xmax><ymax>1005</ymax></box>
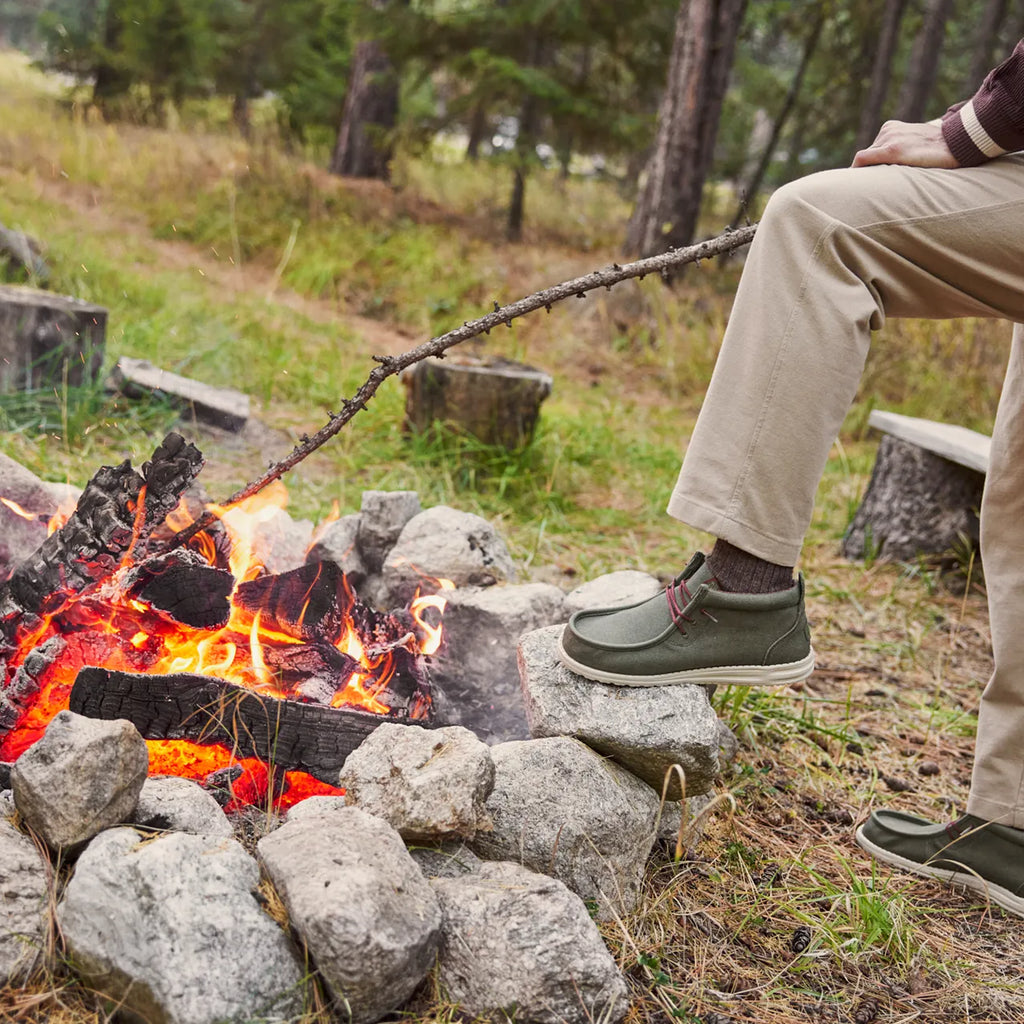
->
<box><xmin>855</xmin><ymin>825</ymin><xmax>1024</xmax><ymax>918</ymax></box>
<box><xmin>556</xmin><ymin>642</ymin><xmax>816</xmax><ymax>688</ymax></box>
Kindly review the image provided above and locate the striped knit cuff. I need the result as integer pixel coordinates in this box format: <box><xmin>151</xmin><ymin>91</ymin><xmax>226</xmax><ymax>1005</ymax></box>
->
<box><xmin>942</xmin><ymin>100</ymin><xmax>1008</xmax><ymax>166</ymax></box>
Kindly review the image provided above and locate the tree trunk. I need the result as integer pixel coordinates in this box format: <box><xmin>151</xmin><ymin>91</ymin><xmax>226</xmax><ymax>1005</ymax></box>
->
<box><xmin>731</xmin><ymin>7</ymin><xmax>824</xmax><ymax>227</ymax></box>
<box><xmin>400</xmin><ymin>354</ymin><xmax>552</xmax><ymax>450</ymax></box>
<box><xmin>0</xmin><ymin>286</ymin><xmax>105</xmax><ymax>392</ymax></box>
<box><xmin>842</xmin><ymin>434</ymin><xmax>983</xmax><ymax>561</ymax></box>
<box><xmin>232</xmin><ymin>93</ymin><xmax>252</xmax><ymax>140</ymax></box>
<box><xmin>465</xmin><ymin>100</ymin><xmax>488</xmax><ymax>161</ymax></box>
<box><xmin>854</xmin><ymin>0</ymin><xmax>907</xmax><ymax>151</ymax></box>
<box><xmin>329</xmin><ymin>16</ymin><xmax>399</xmax><ymax>180</ymax></box>
<box><xmin>506</xmin><ymin>38</ymin><xmax>546</xmax><ymax>242</ymax></box>
<box><xmin>92</xmin><ymin>0</ymin><xmax>130</xmax><ymax>106</ymax></box>
<box><xmin>625</xmin><ymin>0</ymin><xmax>747</xmax><ymax>261</ymax></box>
<box><xmin>964</xmin><ymin>0</ymin><xmax>1009</xmax><ymax>92</ymax></box>
<box><xmin>896</xmin><ymin>0</ymin><xmax>954</xmax><ymax>122</ymax></box>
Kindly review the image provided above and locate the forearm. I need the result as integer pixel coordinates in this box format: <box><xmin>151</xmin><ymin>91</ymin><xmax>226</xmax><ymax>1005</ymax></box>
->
<box><xmin>942</xmin><ymin>39</ymin><xmax>1024</xmax><ymax>165</ymax></box>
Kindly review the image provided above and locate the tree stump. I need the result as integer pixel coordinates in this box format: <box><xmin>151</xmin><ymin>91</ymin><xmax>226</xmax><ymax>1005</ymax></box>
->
<box><xmin>0</xmin><ymin>285</ymin><xmax>106</xmax><ymax>392</ymax></box>
<box><xmin>842</xmin><ymin>412</ymin><xmax>989</xmax><ymax>562</ymax></box>
<box><xmin>401</xmin><ymin>354</ymin><xmax>552</xmax><ymax>450</ymax></box>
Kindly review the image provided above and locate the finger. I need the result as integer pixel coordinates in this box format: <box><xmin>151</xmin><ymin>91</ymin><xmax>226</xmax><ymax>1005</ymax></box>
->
<box><xmin>852</xmin><ymin>146</ymin><xmax>886</xmax><ymax>167</ymax></box>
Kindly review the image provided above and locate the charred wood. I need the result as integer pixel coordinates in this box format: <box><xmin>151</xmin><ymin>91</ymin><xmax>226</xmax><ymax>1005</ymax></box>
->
<box><xmin>122</xmin><ymin>550</ymin><xmax>233</xmax><ymax>629</ymax></box>
<box><xmin>234</xmin><ymin>560</ymin><xmax>355</xmax><ymax>643</ymax></box>
<box><xmin>0</xmin><ymin>433</ymin><xmax>203</xmax><ymax>651</ymax></box>
<box><xmin>70</xmin><ymin>667</ymin><xmax>431</xmax><ymax>782</ymax></box>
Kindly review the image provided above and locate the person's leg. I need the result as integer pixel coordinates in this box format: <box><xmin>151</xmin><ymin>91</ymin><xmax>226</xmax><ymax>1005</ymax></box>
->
<box><xmin>966</xmin><ymin>322</ymin><xmax>1024</xmax><ymax>829</ymax></box>
<box><xmin>855</xmin><ymin>324</ymin><xmax>1024</xmax><ymax>918</ymax></box>
<box><xmin>670</xmin><ymin>155</ymin><xmax>1024</xmax><ymax>567</ymax></box>
<box><xmin>561</xmin><ymin>155</ymin><xmax>1024</xmax><ymax>688</ymax></box>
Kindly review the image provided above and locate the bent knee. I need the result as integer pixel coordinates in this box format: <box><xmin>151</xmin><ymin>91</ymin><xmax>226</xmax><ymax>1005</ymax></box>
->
<box><xmin>761</xmin><ymin>168</ymin><xmax>861</xmax><ymax>225</ymax></box>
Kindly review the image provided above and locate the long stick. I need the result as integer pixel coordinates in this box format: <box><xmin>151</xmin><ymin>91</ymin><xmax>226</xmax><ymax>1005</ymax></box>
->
<box><xmin>171</xmin><ymin>223</ymin><xmax>758</xmax><ymax>547</ymax></box>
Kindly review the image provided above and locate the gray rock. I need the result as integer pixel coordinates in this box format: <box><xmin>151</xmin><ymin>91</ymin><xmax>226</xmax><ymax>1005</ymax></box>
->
<box><xmin>11</xmin><ymin>711</ymin><xmax>148</xmax><ymax>851</ymax></box>
<box><xmin>355</xmin><ymin>573</ymin><xmax>392</xmax><ymax>611</ymax></box>
<box><xmin>59</xmin><ymin>828</ymin><xmax>305</xmax><ymax>1024</ymax></box>
<box><xmin>563</xmin><ymin>569</ymin><xmax>662</xmax><ymax>616</ymax></box>
<box><xmin>358</xmin><ymin>490</ymin><xmax>422</xmax><ymax>573</ymax></box>
<box><xmin>250</xmin><ymin>507</ymin><xmax>314</xmax><ymax>574</ymax></box>
<box><xmin>432</xmin><ymin>861</ymin><xmax>628</xmax><ymax>1024</ymax></box>
<box><xmin>131</xmin><ymin>777</ymin><xmax>232</xmax><ymax>837</ymax></box>
<box><xmin>383</xmin><ymin>506</ymin><xmax>516</xmax><ymax>605</ymax></box>
<box><xmin>431</xmin><ymin>583</ymin><xmax>567</xmax><ymax>743</ymax></box>
<box><xmin>0</xmin><ymin>223</ymin><xmax>49</xmax><ymax>282</ymax></box>
<box><xmin>339</xmin><ymin>723</ymin><xmax>494</xmax><ymax>841</ymax></box>
<box><xmin>0</xmin><ymin>452</ymin><xmax>65</xmax><ymax>573</ymax></box>
<box><xmin>471</xmin><ymin>736</ymin><xmax>659</xmax><ymax>918</ymax></box>
<box><xmin>0</xmin><ymin>790</ymin><xmax>14</xmax><ymax>819</ymax></box>
<box><xmin>306</xmin><ymin>513</ymin><xmax>367</xmax><ymax>584</ymax></box>
<box><xmin>718</xmin><ymin>718</ymin><xmax>740</xmax><ymax>765</ymax></box>
<box><xmin>258</xmin><ymin>807</ymin><xmax>442</xmax><ymax>1024</ymax></box>
<box><xmin>0</xmin><ymin>818</ymin><xmax>49</xmax><ymax>984</ymax></box>
<box><xmin>284</xmin><ymin>794</ymin><xmax>347</xmax><ymax>824</ymax></box>
<box><xmin>519</xmin><ymin>625</ymin><xmax>721</xmax><ymax>800</ymax></box>
<box><xmin>408</xmin><ymin>841</ymin><xmax>483</xmax><ymax>879</ymax></box>
<box><xmin>40</xmin><ymin>479</ymin><xmax>81</xmax><ymax>510</ymax></box>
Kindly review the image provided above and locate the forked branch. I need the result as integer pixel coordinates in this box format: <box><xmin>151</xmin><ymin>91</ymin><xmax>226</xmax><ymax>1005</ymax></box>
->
<box><xmin>171</xmin><ymin>223</ymin><xmax>758</xmax><ymax>547</ymax></box>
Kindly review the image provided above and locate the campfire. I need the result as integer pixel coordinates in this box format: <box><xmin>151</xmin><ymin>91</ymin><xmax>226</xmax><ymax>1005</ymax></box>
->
<box><xmin>0</xmin><ymin>433</ymin><xmax>449</xmax><ymax>810</ymax></box>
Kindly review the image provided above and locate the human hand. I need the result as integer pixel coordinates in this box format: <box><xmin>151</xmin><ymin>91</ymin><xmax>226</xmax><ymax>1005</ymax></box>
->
<box><xmin>852</xmin><ymin>120</ymin><xmax>959</xmax><ymax>168</ymax></box>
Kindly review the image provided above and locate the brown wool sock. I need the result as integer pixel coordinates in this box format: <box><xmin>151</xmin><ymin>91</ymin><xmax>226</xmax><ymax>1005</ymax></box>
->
<box><xmin>707</xmin><ymin>539</ymin><xmax>794</xmax><ymax>594</ymax></box>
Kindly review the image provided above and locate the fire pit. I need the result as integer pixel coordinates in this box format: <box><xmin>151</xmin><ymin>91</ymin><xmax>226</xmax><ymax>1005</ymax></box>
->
<box><xmin>0</xmin><ymin>433</ymin><xmax>448</xmax><ymax>809</ymax></box>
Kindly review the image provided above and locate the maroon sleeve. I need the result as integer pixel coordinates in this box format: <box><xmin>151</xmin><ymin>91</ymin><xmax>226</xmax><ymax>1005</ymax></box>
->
<box><xmin>942</xmin><ymin>39</ymin><xmax>1024</xmax><ymax>166</ymax></box>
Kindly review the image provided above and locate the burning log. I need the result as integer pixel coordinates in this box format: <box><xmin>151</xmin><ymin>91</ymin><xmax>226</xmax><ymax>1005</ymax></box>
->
<box><xmin>121</xmin><ymin>550</ymin><xmax>234</xmax><ymax>629</ymax></box>
<box><xmin>0</xmin><ymin>433</ymin><xmax>203</xmax><ymax>651</ymax></box>
<box><xmin>69</xmin><ymin>667</ymin><xmax>426</xmax><ymax>782</ymax></box>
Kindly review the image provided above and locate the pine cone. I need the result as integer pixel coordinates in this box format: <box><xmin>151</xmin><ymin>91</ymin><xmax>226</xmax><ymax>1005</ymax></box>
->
<box><xmin>790</xmin><ymin>924</ymin><xmax>812</xmax><ymax>952</ymax></box>
<box><xmin>702</xmin><ymin>1013</ymin><xmax>734</xmax><ymax>1024</ymax></box>
<box><xmin>853</xmin><ymin>997</ymin><xmax>880</xmax><ymax>1023</ymax></box>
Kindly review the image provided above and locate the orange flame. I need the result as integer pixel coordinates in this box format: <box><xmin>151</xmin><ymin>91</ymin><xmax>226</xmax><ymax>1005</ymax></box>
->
<box><xmin>0</xmin><ymin>497</ymin><xmax>37</xmax><ymax>521</ymax></box>
<box><xmin>0</xmin><ymin>484</ymin><xmax>448</xmax><ymax>811</ymax></box>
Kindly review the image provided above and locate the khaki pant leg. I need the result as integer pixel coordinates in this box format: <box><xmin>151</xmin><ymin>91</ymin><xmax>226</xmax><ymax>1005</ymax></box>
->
<box><xmin>969</xmin><ymin>322</ymin><xmax>1024</xmax><ymax>828</ymax></box>
<box><xmin>668</xmin><ymin>155</ymin><xmax>1024</xmax><ymax>566</ymax></box>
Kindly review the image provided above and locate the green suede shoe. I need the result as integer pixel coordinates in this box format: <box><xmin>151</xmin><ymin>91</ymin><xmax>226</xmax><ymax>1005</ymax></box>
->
<box><xmin>855</xmin><ymin>811</ymin><xmax>1024</xmax><ymax>918</ymax></box>
<box><xmin>557</xmin><ymin>552</ymin><xmax>814</xmax><ymax>687</ymax></box>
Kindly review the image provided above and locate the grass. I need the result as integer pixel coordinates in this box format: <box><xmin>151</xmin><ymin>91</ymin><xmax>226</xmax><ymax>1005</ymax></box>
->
<box><xmin>1</xmin><ymin>48</ymin><xmax>1022</xmax><ymax>1024</ymax></box>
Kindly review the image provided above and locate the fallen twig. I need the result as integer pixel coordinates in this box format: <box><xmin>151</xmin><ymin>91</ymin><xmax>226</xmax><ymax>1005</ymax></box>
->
<box><xmin>170</xmin><ymin>223</ymin><xmax>758</xmax><ymax>547</ymax></box>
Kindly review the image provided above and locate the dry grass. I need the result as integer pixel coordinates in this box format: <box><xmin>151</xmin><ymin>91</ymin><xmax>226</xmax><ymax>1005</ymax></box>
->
<box><xmin>602</xmin><ymin>557</ymin><xmax>1022</xmax><ymax>1024</ymax></box>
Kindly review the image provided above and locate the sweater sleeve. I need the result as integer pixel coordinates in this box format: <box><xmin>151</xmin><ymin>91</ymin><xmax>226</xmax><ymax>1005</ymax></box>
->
<box><xmin>941</xmin><ymin>38</ymin><xmax>1024</xmax><ymax>166</ymax></box>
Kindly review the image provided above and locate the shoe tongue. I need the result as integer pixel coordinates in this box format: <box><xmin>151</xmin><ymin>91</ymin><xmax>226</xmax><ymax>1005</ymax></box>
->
<box><xmin>681</xmin><ymin>558</ymin><xmax>716</xmax><ymax>591</ymax></box>
<box><xmin>672</xmin><ymin>559</ymin><xmax>716</xmax><ymax>604</ymax></box>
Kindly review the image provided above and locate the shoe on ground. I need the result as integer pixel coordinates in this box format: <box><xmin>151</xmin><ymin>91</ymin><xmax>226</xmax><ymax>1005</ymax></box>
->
<box><xmin>855</xmin><ymin>810</ymin><xmax>1024</xmax><ymax>918</ymax></box>
<box><xmin>557</xmin><ymin>552</ymin><xmax>815</xmax><ymax>687</ymax></box>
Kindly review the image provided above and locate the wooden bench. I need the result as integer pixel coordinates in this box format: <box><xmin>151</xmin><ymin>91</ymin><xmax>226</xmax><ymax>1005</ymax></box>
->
<box><xmin>842</xmin><ymin>410</ymin><xmax>990</xmax><ymax>561</ymax></box>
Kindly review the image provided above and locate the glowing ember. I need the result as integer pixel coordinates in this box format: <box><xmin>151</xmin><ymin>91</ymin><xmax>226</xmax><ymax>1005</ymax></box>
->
<box><xmin>0</xmin><ymin>477</ymin><xmax>449</xmax><ymax>810</ymax></box>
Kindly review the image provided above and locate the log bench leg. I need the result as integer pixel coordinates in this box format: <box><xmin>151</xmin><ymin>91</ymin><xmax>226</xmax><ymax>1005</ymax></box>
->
<box><xmin>842</xmin><ymin>434</ymin><xmax>984</xmax><ymax>562</ymax></box>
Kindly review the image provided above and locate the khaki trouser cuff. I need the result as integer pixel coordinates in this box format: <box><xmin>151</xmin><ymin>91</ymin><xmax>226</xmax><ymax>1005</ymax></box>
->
<box><xmin>665</xmin><ymin>494</ymin><xmax>803</xmax><ymax>567</ymax></box>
